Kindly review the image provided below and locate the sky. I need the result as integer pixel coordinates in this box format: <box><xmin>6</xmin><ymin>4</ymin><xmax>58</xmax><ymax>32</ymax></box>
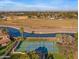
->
<box><xmin>0</xmin><ymin>0</ymin><xmax>78</xmax><ymax>11</ymax></box>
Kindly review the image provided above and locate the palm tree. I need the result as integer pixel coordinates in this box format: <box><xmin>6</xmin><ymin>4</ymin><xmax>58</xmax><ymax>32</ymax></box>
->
<box><xmin>56</xmin><ymin>33</ymin><xmax>62</xmax><ymax>42</ymax></box>
<box><xmin>2</xmin><ymin>27</ymin><xmax>8</xmax><ymax>35</ymax></box>
<box><xmin>19</xmin><ymin>27</ymin><xmax>24</xmax><ymax>40</ymax></box>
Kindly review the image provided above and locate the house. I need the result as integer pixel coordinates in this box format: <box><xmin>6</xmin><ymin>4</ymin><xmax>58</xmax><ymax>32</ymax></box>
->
<box><xmin>0</xmin><ymin>15</ymin><xmax>7</xmax><ymax>20</ymax></box>
<box><xmin>0</xmin><ymin>30</ymin><xmax>10</xmax><ymax>46</ymax></box>
<box><xmin>13</xmin><ymin>16</ymin><xmax>28</xmax><ymax>20</ymax></box>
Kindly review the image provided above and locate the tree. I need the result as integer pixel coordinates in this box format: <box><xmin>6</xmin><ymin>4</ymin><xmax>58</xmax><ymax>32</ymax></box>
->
<box><xmin>56</xmin><ymin>33</ymin><xmax>62</xmax><ymax>42</ymax></box>
<box><xmin>10</xmin><ymin>53</ymin><xmax>30</xmax><ymax>59</ymax></box>
<box><xmin>2</xmin><ymin>27</ymin><xmax>8</xmax><ymax>35</ymax></box>
<box><xmin>74</xmin><ymin>32</ymin><xmax>78</xmax><ymax>47</ymax></box>
<box><xmin>31</xmin><ymin>52</ymin><xmax>40</xmax><ymax>59</ymax></box>
<box><xmin>19</xmin><ymin>27</ymin><xmax>24</xmax><ymax>40</ymax></box>
<box><xmin>57</xmin><ymin>34</ymin><xmax>75</xmax><ymax>59</ymax></box>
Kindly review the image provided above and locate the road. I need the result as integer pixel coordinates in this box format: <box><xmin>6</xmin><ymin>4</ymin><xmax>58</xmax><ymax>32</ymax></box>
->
<box><xmin>1</xmin><ymin>41</ymin><xmax>21</xmax><ymax>59</ymax></box>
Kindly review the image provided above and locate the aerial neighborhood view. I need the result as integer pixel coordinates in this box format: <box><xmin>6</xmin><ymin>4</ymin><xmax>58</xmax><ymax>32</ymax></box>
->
<box><xmin>0</xmin><ymin>0</ymin><xmax>78</xmax><ymax>59</ymax></box>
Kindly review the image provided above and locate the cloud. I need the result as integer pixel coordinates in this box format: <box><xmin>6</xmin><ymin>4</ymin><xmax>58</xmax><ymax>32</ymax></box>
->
<box><xmin>0</xmin><ymin>0</ymin><xmax>55</xmax><ymax>11</ymax></box>
<box><xmin>0</xmin><ymin>0</ymin><xmax>78</xmax><ymax>11</ymax></box>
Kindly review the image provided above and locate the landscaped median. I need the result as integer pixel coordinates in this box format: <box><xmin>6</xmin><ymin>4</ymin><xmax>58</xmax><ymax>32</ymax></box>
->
<box><xmin>0</xmin><ymin>41</ymin><xmax>15</xmax><ymax>56</ymax></box>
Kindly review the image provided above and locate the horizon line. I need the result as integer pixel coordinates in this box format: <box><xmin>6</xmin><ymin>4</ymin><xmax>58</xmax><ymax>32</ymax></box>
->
<box><xmin>0</xmin><ymin>10</ymin><xmax>78</xmax><ymax>12</ymax></box>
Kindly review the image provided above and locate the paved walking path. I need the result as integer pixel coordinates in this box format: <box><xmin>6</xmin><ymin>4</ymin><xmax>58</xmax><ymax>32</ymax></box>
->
<box><xmin>0</xmin><ymin>25</ymin><xmax>77</xmax><ymax>33</ymax></box>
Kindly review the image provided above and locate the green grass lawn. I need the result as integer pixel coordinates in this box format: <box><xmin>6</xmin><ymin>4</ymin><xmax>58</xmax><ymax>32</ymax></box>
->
<box><xmin>53</xmin><ymin>53</ymin><xmax>65</xmax><ymax>59</ymax></box>
<box><xmin>54</xmin><ymin>53</ymin><xmax>73</xmax><ymax>59</ymax></box>
<box><xmin>10</xmin><ymin>52</ymin><xmax>65</xmax><ymax>59</ymax></box>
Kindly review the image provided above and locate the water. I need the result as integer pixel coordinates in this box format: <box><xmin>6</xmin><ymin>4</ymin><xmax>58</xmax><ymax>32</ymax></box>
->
<box><xmin>0</xmin><ymin>27</ymin><xmax>74</xmax><ymax>53</ymax></box>
<box><xmin>1</xmin><ymin>27</ymin><xmax>56</xmax><ymax>37</ymax></box>
<box><xmin>16</xmin><ymin>40</ymin><xmax>58</xmax><ymax>53</ymax></box>
<box><xmin>0</xmin><ymin>27</ymin><xmax>74</xmax><ymax>37</ymax></box>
